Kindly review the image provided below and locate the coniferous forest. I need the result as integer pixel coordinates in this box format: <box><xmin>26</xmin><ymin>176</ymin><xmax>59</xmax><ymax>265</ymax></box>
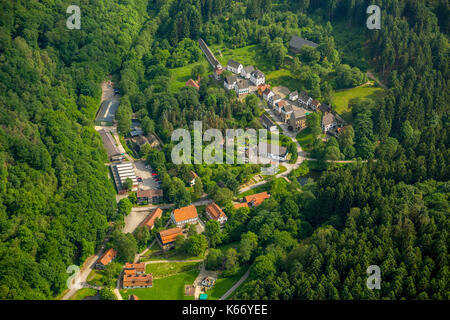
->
<box><xmin>0</xmin><ymin>0</ymin><xmax>448</xmax><ymax>300</ymax></box>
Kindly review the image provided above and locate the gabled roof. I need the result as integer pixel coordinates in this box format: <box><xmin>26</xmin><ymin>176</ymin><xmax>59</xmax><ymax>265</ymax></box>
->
<box><xmin>98</xmin><ymin>248</ymin><xmax>117</xmax><ymax>266</ymax></box>
<box><xmin>172</xmin><ymin>205</ymin><xmax>198</xmax><ymax>223</ymax></box>
<box><xmin>319</xmin><ymin>103</ymin><xmax>332</xmax><ymax>113</ymax></box>
<box><xmin>137</xmin><ymin>189</ymin><xmax>163</xmax><ymax>198</ymax></box>
<box><xmin>276</xmin><ymin>100</ymin><xmax>287</xmax><ymax>108</ymax></box>
<box><xmin>236</xmin><ymin>79</ymin><xmax>249</xmax><ymax>90</ymax></box>
<box><xmin>225</xmin><ymin>75</ymin><xmax>238</xmax><ymax>84</ymax></box>
<box><xmin>190</xmin><ymin>171</ymin><xmax>198</xmax><ymax>181</ymax></box>
<box><xmin>292</xmin><ymin>108</ymin><xmax>307</xmax><ymax>119</ymax></box>
<box><xmin>206</xmin><ymin>202</ymin><xmax>227</xmax><ymax>221</ymax></box>
<box><xmin>298</xmin><ymin>91</ymin><xmax>310</xmax><ymax>101</ymax></box>
<box><xmin>282</xmin><ymin>104</ymin><xmax>294</xmax><ymax>113</ymax></box>
<box><xmin>322</xmin><ymin>113</ymin><xmax>336</xmax><ymax>126</ymax></box>
<box><xmin>263</xmin><ymin>88</ymin><xmax>272</xmax><ymax>95</ymax></box>
<box><xmin>159</xmin><ymin>227</ymin><xmax>183</xmax><ymax>244</ymax></box>
<box><xmin>186</xmin><ymin>79</ymin><xmax>200</xmax><ymax>89</ymax></box>
<box><xmin>251</xmin><ymin>69</ymin><xmax>265</xmax><ymax>79</ymax></box>
<box><xmin>234</xmin><ymin>202</ymin><xmax>249</xmax><ymax>209</ymax></box>
<box><xmin>140</xmin><ymin>208</ymin><xmax>163</xmax><ymax>229</ymax></box>
<box><xmin>123</xmin><ymin>274</ymin><xmax>153</xmax><ymax>288</ymax></box>
<box><xmin>270</xmin><ymin>94</ymin><xmax>282</xmax><ymax>101</ymax></box>
<box><xmin>289</xmin><ymin>35</ymin><xmax>318</xmax><ymax>50</ymax></box>
<box><xmin>124</xmin><ymin>262</ymin><xmax>145</xmax><ymax>272</ymax></box>
<box><xmin>227</xmin><ymin>59</ymin><xmax>242</xmax><ymax>69</ymax></box>
<box><xmin>311</xmin><ymin>99</ymin><xmax>321</xmax><ymax>107</ymax></box>
<box><xmin>260</xmin><ymin>114</ymin><xmax>276</xmax><ymax>128</ymax></box>
<box><xmin>245</xmin><ymin>192</ymin><xmax>270</xmax><ymax>207</ymax></box>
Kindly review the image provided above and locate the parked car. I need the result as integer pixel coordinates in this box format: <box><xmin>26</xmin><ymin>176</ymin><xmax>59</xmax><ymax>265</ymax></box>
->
<box><xmin>152</xmin><ymin>173</ymin><xmax>158</xmax><ymax>176</ymax></box>
<box><xmin>137</xmin><ymin>177</ymin><xmax>143</xmax><ymax>182</ymax></box>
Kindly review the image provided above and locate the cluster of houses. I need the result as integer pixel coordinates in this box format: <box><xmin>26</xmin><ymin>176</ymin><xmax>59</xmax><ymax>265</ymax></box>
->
<box><xmin>122</xmin><ymin>262</ymin><xmax>153</xmax><ymax>289</ymax></box>
<box><xmin>156</xmin><ymin>202</ymin><xmax>228</xmax><ymax>250</ymax></box>
<box><xmin>197</xmin><ymin>36</ymin><xmax>345</xmax><ymax>138</ymax></box>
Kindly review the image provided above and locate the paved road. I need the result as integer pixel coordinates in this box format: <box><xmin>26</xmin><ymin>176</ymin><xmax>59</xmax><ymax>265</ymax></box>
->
<box><xmin>219</xmin><ymin>269</ymin><xmax>251</xmax><ymax>300</ymax></box>
<box><xmin>61</xmin><ymin>238</ymin><xmax>109</xmax><ymax>300</ymax></box>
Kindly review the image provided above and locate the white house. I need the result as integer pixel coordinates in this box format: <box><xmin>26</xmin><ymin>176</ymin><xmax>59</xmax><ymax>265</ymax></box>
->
<box><xmin>241</xmin><ymin>66</ymin><xmax>255</xmax><ymax>79</ymax></box>
<box><xmin>289</xmin><ymin>91</ymin><xmax>299</xmax><ymax>101</ymax></box>
<box><xmin>171</xmin><ymin>205</ymin><xmax>199</xmax><ymax>227</ymax></box>
<box><xmin>205</xmin><ymin>202</ymin><xmax>228</xmax><ymax>226</ymax></box>
<box><xmin>235</xmin><ymin>79</ymin><xmax>250</xmax><ymax>96</ymax></box>
<box><xmin>226</xmin><ymin>60</ymin><xmax>243</xmax><ymax>74</ymax></box>
<box><xmin>262</xmin><ymin>88</ymin><xmax>274</xmax><ymax>101</ymax></box>
<box><xmin>224</xmin><ymin>75</ymin><xmax>237</xmax><ymax>90</ymax></box>
<box><xmin>322</xmin><ymin>113</ymin><xmax>337</xmax><ymax>133</ymax></box>
<box><xmin>269</xmin><ymin>94</ymin><xmax>282</xmax><ymax>107</ymax></box>
<box><xmin>298</xmin><ymin>91</ymin><xmax>313</xmax><ymax>107</ymax></box>
<box><xmin>250</xmin><ymin>69</ymin><xmax>265</xmax><ymax>86</ymax></box>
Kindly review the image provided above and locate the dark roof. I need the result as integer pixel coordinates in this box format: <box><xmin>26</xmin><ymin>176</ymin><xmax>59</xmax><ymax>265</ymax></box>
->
<box><xmin>298</xmin><ymin>91</ymin><xmax>310</xmax><ymax>101</ymax></box>
<box><xmin>98</xmin><ymin>129</ymin><xmax>121</xmax><ymax>158</ymax></box>
<box><xmin>260</xmin><ymin>114</ymin><xmax>276</xmax><ymax>128</ymax></box>
<box><xmin>236</xmin><ymin>79</ymin><xmax>249</xmax><ymax>89</ymax></box>
<box><xmin>251</xmin><ymin>69</ymin><xmax>265</xmax><ymax>79</ymax></box>
<box><xmin>96</xmin><ymin>100</ymin><xmax>119</xmax><ymax>123</ymax></box>
<box><xmin>319</xmin><ymin>103</ymin><xmax>332</xmax><ymax>113</ymax></box>
<box><xmin>282</xmin><ymin>105</ymin><xmax>294</xmax><ymax>113</ymax></box>
<box><xmin>270</xmin><ymin>94</ymin><xmax>282</xmax><ymax>101</ymax></box>
<box><xmin>198</xmin><ymin>38</ymin><xmax>221</xmax><ymax>69</ymax></box>
<box><xmin>225</xmin><ymin>75</ymin><xmax>237</xmax><ymax>84</ymax></box>
<box><xmin>289</xmin><ymin>36</ymin><xmax>318</xmax><ymax>50</ymax></box>
<box><xmin>290</xmin><ymin>91</ymin><xmax>298</xmax><ymax>97</ymax></box>
<box><xmin>227</xmin><ymin>60</ymin><xmax>242</xmax><ymax>69</ymax></box>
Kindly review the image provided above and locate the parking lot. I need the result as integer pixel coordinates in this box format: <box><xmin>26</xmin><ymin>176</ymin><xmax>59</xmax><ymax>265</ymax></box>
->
<box><xmin>134</xmin><ymin>160</ymin><xmax>160</xmax><ymax>190</ymax></box>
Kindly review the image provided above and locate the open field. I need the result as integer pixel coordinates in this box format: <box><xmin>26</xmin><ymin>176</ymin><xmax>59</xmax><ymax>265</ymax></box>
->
<box><xmin>70</xmin><ymin>288</ymin><xmax>98</xmax><ymax>300</ymax></box>
<box><xmin>333</xmin><ymin>85</ymin><xmax>385</xmax><ymax>122</ymax></box>
<box><xmin>141</xmin><ymin>249</ymin><xmax>205</xmax><ymax>262</ymax></box>
<box><xmin>146</xmin><ymin>262</ymin><xmax>200</xmax><ymax>279</ymax></box>
<box><xmin>207</xmin><ymin>267</ymin><xmax>247</xmax><ymax>300</ymax></box>
<box><xmin>169</xmin><ymin>58</ymin><xmax>210</xmax><ymax>92</ymax></box>
<box><xmin>120</xmin><ymin>270</ymin><xmax>198</xmax><ymax>300</ymax></box>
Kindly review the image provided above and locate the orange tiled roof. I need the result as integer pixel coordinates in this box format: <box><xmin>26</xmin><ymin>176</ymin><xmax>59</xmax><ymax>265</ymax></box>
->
<box><xmin>140</xmin><ymin>208</ymin><xmax>163</xmax><ymax>229</ymax></box>
<box><xmin>124</xmin><ymin>269</ymin><xmax>136</xmax><ymax>276</ymax></box>
<box><xmin>159</xmin><ymin>227</ymin><xmax>183</xmax><ymax>244</ymax></box>
<box><xmin>124</xmin><ymin>262</ymin><xmax>145</xmax><ymax>273</ymax></box>
<box><xmin>234</xmin><ymin>202</ymin><xmax>249</xmax><ymax>209</ymax></box>
<box><xmin>123</xmin><ymin>274</ymin><xmax>153</xmax><ymax>288</ymax></box>
<box><xmin>172</xmin><ymin>205</ymin><xmax>198</xmax><ymax>223</ymax></box>
<box><xmin>311</xmin><ymin>99</ymin><xmax>321</xmax><ymax>107</ymax></box>
<box><xmin>186</xmin><ymin>79</ymin><xmax>200</xmax><ymax>89</ymax></box>
<box><xmin>98</xmin><ymin>248</ymin><xmax>117</xmax><ymax>266</ymax></box>
<box><xmin>206</xmin><ymin>202</ymin><xmax>227</xmax><ymax>221</ymax></box>
<box><xmin>245</xmin><ymin>192</ymin><xmax>270</xmax><ymax>207</ymax></box>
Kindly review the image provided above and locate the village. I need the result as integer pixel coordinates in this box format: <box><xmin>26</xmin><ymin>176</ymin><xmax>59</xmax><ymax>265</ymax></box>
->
<box><xmin>65</xmin><ymin>35</ymin><xmax>354</xmax><ymax>301</ymax></box>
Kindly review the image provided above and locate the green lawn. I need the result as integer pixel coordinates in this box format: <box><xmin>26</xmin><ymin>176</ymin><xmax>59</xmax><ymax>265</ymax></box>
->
<box><xmin>70</xmin><ymin>288</ymin><xmax>98</xmax><ymax>300</ymax></box>
<box><xmin>141</xmin><ymin>249</ymin><xmax>205</xmax><ymax>262</ymax></box>
<box><xmin>333</xmin><ymin>85</ymin><xmax>385</xmax><ymax>123</ymax></box>
<box><xmin>238</xmin><ymin>183</ymin><xmax>270</xmax><ymax>198</ymax></box>
<box><xmin>216</xmin><ymin>241</ymin><xmax>240</xmax><ymax>254</ymax></box>
<box><xmin>168</xmin><ymin>58</ymin><xmax>210</xmax><ymax>92</ymax></box>
<box><xmin>120</xmin><ymin>270</ymin><xmax>198</xmax><ymax>300</ymax></box>
<box><xmin>207</xmin><ymin>267</ymin><xmax>247</xmax><ymax>300</ymax></box>
<box><xmin>210</xmin><ymin>44</ymin><xmax>299</xmax><ymax>90</ymax></box>
<box><xmin>296</xmin><ymin>128</ymin><xmax>314</xmax><ymax>152</ymax></box>
<box><xmin>146</xmin><ymin>262</ymin><xmax>200</xmax><ymax>279</ymax></box>
<box><xmin>87</xmin><ymin>270</ymin><xmax>106</xmax><ymax>286</ymax></box>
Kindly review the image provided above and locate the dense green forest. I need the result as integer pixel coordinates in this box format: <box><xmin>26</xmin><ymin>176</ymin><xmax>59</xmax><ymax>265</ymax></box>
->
<box><xmin>0</xmin><ymin>0</ymin><xmax>149</xmax><ymax>299</ymax></box>
<box><xmin>0</xmin><ymin>0</ymin><xmax>448</xmax><ymax>300</ymax></box>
